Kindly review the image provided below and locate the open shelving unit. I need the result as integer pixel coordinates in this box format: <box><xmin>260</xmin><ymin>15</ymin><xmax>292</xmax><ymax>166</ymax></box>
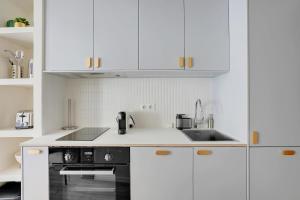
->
<box><xmin>0</xmin><ymin>163</ymin><xmax>21</xmax><ymax>182</ymax></box>
<box><xmin>0</xmin><ymin>27</ymin><xmax>33</xmax><ymax>47</ymax></box>
<box><xmin>0</xmin><ymin>0</ymin><xmax>42</xmax><ymax>190</ymax></box>
<box><xmin>0</xmin><ymin>129</ymin><xmax>36</xmax><ymax>138</ymax></box>
<box><xmin>0</xmin><ymin>78</ymin><xmax>34</xmax><ymax>86</ymax></box>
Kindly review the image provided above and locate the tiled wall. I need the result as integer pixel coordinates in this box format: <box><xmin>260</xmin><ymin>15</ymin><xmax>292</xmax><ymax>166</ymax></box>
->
<box><xmin>65</xmin><ymin>78</ymin><xmax>213</xmax><ymax>128</ymax></box>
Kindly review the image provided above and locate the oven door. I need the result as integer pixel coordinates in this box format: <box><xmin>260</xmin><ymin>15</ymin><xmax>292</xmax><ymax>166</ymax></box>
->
<box><xmin>50</xmin><ymin>166</ymin><xmax>118</xmax><ymax>200</ymax></box>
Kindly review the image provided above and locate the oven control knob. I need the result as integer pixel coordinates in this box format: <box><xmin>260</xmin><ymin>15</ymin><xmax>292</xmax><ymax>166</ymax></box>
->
<box><xmin>64</xmin><ymin>152</ymin><xmax>73</xmax><ymax>162</ymax></box>
<box><xmin>104</xmin><ymin>153</ymin><xmax>113</xmax><ymax>162</ymax></box>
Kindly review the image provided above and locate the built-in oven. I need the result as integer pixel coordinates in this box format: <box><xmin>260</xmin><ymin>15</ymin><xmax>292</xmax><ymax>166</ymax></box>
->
<box><xmin>49</xmin><ymin>147</ymin><xmax>130</xmax><ymax>200</ymax></box>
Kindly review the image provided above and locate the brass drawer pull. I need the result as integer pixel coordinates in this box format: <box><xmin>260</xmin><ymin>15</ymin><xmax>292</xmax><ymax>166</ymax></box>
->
<box><xmin>156</xmin><ymin>150</ymin><xmax>171</xmax><ymax>156</ymax></box>
<box><xmin>197</xmin><ymin>150</ymin><xmax>212</xmax><ymax>155</ymax></box>
<box><xmin>179</xmin><ymin>57</ymin><xmax>185</xmax><ymax>68</ymax></box>
<box><xmin>28</xmin><ymin>149</ymin><xmax>42</xmax><ymax>155</ymax></box>
<box><xmin>95</xmin><ymin>57</ymin><xmax>101</xmax><ymax>68</ymax></box>
<box><xmin>252</xmin><ymin>131</ymin><xmax>259</xmax><ymax>145</ymax></box>
<box><xmin>85</xmin><ymin>57</ymin><xmax>93</xmax><ymax>68</ymax></box>
<box><xmin>188</xmin><ymin>57</ymin><xmax>193</xmax><ymax>68</ymax></box>
<box><xmin>282</xmin><ymin>150</ymin><xmax>296</xmax><ymax>156</ymax></box>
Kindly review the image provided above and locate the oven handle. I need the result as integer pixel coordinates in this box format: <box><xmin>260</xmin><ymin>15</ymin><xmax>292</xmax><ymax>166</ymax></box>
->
<box><xmin>59</xmin><ymin>167</ymin><xmax>115</xmax><ymax>176</ymax></box>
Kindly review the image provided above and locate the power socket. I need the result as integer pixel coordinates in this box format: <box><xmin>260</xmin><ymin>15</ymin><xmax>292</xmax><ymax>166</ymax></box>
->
<box><xmin>140</xmin><ymin>104</ymin><xmax>156</xmax><ymax>112</ymax></box>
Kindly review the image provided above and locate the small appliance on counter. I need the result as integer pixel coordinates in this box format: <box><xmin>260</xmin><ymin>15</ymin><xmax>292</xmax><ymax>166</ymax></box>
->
<box><xmin>116</xmin><ymin>112</ymin><xmax>135</xmax><ymax>135</ymax></box>
<box><xmin>15</xmin><ymin>110</ymin><xmax>33</xmax><ymax>129</ymax></box>
<box><xmin>176</xmin><ymin>114</ymin><xmax>192</xmax><ymax>130</ymax></box>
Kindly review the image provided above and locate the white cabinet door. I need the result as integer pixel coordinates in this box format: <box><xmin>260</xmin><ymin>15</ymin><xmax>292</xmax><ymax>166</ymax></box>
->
<box><xmin>22</xmin><ymin>147</ymin><xmax>49</xmax><ymax>200</ymax></box>
<box><xmin>45</xmin><ymin>0</ymin><xmax>94</xmax><ymax>71</ymax></box>
<box><xmin>250</xmin><ymin>147</ymin><xmax>300</xmax><ymax>200</ymax></box>
<box><xmin>194</xmin><ymin>147</ymin><xmax>246</xmax><ymax>200</ymax></box>
<box><xmin>185</xmin><ymin>0</ymin><xmax>229</xmax><ymax>71</ymax></box>
<box><xmin>139</xmin><ymin>0</ymin><xmax>185</xmax><ymax>70</ymax></box>
<box><xmin>94</xmin><ymin>0</ymin><xmax>138</xmax><ymax>70</ymax></box>
<box><xmin>131</xmin><ymin>147</ymin><xmax>193</xmax><ymax>200</ymax></box>
<box><xmin>249</xmin><ymin>0</ymin><xmax>300</xmax><ymax>146</ymax></box>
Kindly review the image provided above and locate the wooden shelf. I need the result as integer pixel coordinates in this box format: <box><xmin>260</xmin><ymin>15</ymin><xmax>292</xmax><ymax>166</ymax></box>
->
<box><xmin>0</xmin><ymin>163</ymin><xmax>21</xmax><ymax>182</ymax></box>
<box><xmin>0</xmin><ymin>27</ymin><xmax>33</xmax><ymax>48</ymax></box>
<box><xmin>0</xmin><ymin>78</ymin><xmax>34</xmax><ymax>86</ymax></box>
<box><xmin>0</xmin><ymin>129</ymin><xmax>35</xmax><ymax>138</ymax></box>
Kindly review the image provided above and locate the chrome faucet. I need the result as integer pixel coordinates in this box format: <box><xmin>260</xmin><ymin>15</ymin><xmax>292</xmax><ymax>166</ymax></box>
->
<box><xmin>194</xmin><ymin>99</ymin><xmax>204</xmax><ymax>128</ymax></box>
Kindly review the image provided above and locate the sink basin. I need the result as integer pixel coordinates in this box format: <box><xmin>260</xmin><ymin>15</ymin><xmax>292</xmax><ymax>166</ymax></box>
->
<box><xmin>181</xmin><ymin>129</ymin><xmax>235</xmax><ymax>141</ymax></box>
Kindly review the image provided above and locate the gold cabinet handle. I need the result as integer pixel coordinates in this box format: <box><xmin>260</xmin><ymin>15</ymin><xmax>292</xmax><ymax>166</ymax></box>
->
<box><xmin>156</xmin><ymin>150</ymin><xmax>171</xmax><ymax>156</ymax></box>
<box><xmin>95</xmin><ymin>57</ymin><xmax>101</xmax><ymax>68</ymax></box>
<box><xmin>197</xmin><ymin>150</ymin><xmax>213</xmax><ymax>156</ymax></box>
<box><xmin>282</xmin><ymin>150</ymin><xmax>296</xmax><ymax>156</ymax></box>
<box><xmin>179</xmin><ymin>57</ymin><xmax>185</xmax><ymax>68</ymax></box>
<box><xmin>252</xmin><ymin>131</ymin><xmax>259</xmax><ymax>145</ymax></box>
<box><xmin>85</xmin><ymin>57</ymin><xmax>93</xmax><ymax>68</ymax></box>
<box><xmin>28</xmin><ymin>149</ymin><xmax>42</xmax><ymax>155</ymax></box>
<box><xmin>188</xmin><ymin>57</ymin><xmax>193</xmax><ymax>68</ymax></box>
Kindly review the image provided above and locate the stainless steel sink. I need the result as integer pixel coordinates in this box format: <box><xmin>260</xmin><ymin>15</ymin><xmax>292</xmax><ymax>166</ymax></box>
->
<box><xmin>181</xmin><ymin>129</ymin><xmax>235</xmax><ymax>141</ymax></box>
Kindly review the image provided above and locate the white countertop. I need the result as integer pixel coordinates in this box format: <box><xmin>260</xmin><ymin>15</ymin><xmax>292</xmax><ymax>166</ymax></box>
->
<box><xmin>21</xmin><ymin>128</ymin><xmax>246</xmax><ymax>147</ymax></box>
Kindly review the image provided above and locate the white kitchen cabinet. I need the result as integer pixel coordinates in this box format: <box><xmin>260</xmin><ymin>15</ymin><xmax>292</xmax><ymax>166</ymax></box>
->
<box><xmin>131</xmin><ymin>147</ymin><xmax>193</xmax><ymax>200</ymax></box>
<box><xmin>249</xmin><ymin>0</ymin><xmax>300</xmax><ymax>146</ymax></box>
<box><xmin>22</xmin><ymin>147</ymin><xmax>49</xmax><ymax>200</ymax></box>
<box><xmin>194</xmin><ymin>147</ymin><xmax>246</xmax><ymax>200</ymax></box>
<box><xmin>250</xmin><ymin>147</ymin><xmax>300</xmax><ymax>200</ymax></box>
<box><xmin>185</xmin><ymin>0</ymin><xmax>229</xmax><ymax>71</ymax></box>
<box><xmin>94</xmin><ymin>0</ymin><xmax>138</xmax><ymax>70</ymax></box>
<box><xmin>139</xmin><ymin>0</ymin><xmax>185</xmax><ymax>70</ymax></box>
<box><xmin>45</xmin><ymin>0</ymin><xmax>94</xmax><ymax>71</ymax></box>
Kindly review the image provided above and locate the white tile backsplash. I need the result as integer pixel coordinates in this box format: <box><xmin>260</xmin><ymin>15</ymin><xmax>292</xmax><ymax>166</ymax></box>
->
<box><xmin>66</xmin><ymin>78</ymin><xmax>213</xmax><ymax>128</ymax></box>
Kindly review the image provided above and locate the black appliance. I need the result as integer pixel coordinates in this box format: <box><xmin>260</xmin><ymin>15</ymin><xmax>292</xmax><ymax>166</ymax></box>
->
<box><xmin>49</xmin><ymin>147</ymin><xmax>130</xmax><ymax>200</ymax></box>
<box><xmin>117</xmin><ymin>112</ymin><xmax>127</xmax><ymax>135</ymax></box>
<box><xmin>56</xmin><ymin>127</ymin><xmax>110</xmax><ymax>141</ymax></box>
<box><xmin>0</xmin><ymin>182</ymin><xmax>21</xmax><ymax>200</ymax></box>
<box><xmin>176</xmin><ymin>114</ymin><xmax>192</xmax><ymax>130</ymax></box>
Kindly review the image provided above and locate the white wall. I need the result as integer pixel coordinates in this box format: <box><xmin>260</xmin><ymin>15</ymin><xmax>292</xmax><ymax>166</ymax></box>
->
<box><xmin>65</xmin><ymin>78</ymin><xmax>213</xmax><ymax>129</ymax></box>
<box><xmin>213</xmin><ymin>0</ymin><xmax>248</xmax><ymax>143</ymax></box>
<box><xmin>42</xmin><ymin>74</ymin><xmax>66</xmax><ymax>133</ymax></box>
<box><xmin>0</xmin><ymin>0</ymin><xmax>33</xmax><ymax>26</ymax></box>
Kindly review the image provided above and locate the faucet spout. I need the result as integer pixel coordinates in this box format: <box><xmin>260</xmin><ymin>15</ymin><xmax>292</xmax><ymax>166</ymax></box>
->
<box><xmin>194</xmin><ymin>99</ymin><xmax>204</xmax><ymax>128</ymax></box>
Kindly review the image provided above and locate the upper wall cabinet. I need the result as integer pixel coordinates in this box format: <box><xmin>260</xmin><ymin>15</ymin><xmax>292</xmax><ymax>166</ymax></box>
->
<box><xmin>250</xmin><ymin>0</ymin><xmax>300</xmax><ymax>146</ymax></box>
<box><xmin>45</xmin><ymin>0</ymin><xmax>94</xmax><ymax>71</ymax></box>
<box><xmin>139</xmin><ymin>0</ymin><xmax>185</xmax><ymax>70</ymax></box>
<box><xmin>94</xmin><ymin>0</ymin><xmax>138</xmax><ymax>71</ymax></box>
<box><xmin>185</xmin><ymin>0</ymin><xmax>229</xmax><ymax>70</ymax></box>
<box><xmin>45</xmin><ymin>0</ymin><xmax>230</xmax><ymax>75</ymax></box>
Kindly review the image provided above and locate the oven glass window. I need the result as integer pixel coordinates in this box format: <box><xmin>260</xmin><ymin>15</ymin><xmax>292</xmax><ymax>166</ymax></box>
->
<box><xmin>50</xmin><ymin>167</ymin><xmax>117</xmax><ymax>200</ymax></box>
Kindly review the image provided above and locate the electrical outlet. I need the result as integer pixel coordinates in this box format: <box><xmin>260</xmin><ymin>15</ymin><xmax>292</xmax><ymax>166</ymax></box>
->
<box><xmin>147</xmin><ymin>104</ymin><xmax>156</xmax><ymax>112</ymax></box>
<box><xmin>140</xmin><ymin>104</ymin><xmax>156</xmax><ymax>111</ymax></box>
<box><xmin>140</xmin><ymin>105</ymin><xmax>147</xmax><ymax>111</ymax></box>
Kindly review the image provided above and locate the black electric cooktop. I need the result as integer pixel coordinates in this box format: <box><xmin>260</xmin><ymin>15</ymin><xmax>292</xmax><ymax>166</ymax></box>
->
<box><xmin>56</xmin><ymin>127</ymin><xmax>110</xmax><ymax>141</ymax></box>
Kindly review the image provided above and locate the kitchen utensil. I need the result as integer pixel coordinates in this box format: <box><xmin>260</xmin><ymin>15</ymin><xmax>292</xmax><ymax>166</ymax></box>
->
<box><xmin>28</xmin><ymin>58</ymin><xmax>33</xmax><ymax>78</ymax></box>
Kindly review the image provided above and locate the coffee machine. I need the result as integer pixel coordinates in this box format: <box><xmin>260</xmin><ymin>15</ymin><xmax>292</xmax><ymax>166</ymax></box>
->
<box><xmin>116</xmin><ymin>112</ymin><xmax>135</xmax><ymax>135</ymax></box>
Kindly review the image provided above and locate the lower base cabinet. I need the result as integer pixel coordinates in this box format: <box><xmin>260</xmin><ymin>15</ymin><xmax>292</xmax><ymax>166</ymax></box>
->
<box><xmin>250</xmin><ymin>147</ymin><xmax>300</xmax><ymax>200</ymax></box>
<box><xmin>131</xmin><ymin>147</ymin><xmax>246</xmax><ymax>200</ymax></box>
<box><xmin>131</xmin><ymin>147</ymin><xmax>193</xmax><ymax>200</ymax></box>
<box><xmin>22</xmin><ymin>147</ymin><xmax>49</xmax><ymax>200</ymax></box>
<box><xmin>194</xmin><ymin>147</ymin><xmax>247</xmax><ymax>200</ymax></box>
